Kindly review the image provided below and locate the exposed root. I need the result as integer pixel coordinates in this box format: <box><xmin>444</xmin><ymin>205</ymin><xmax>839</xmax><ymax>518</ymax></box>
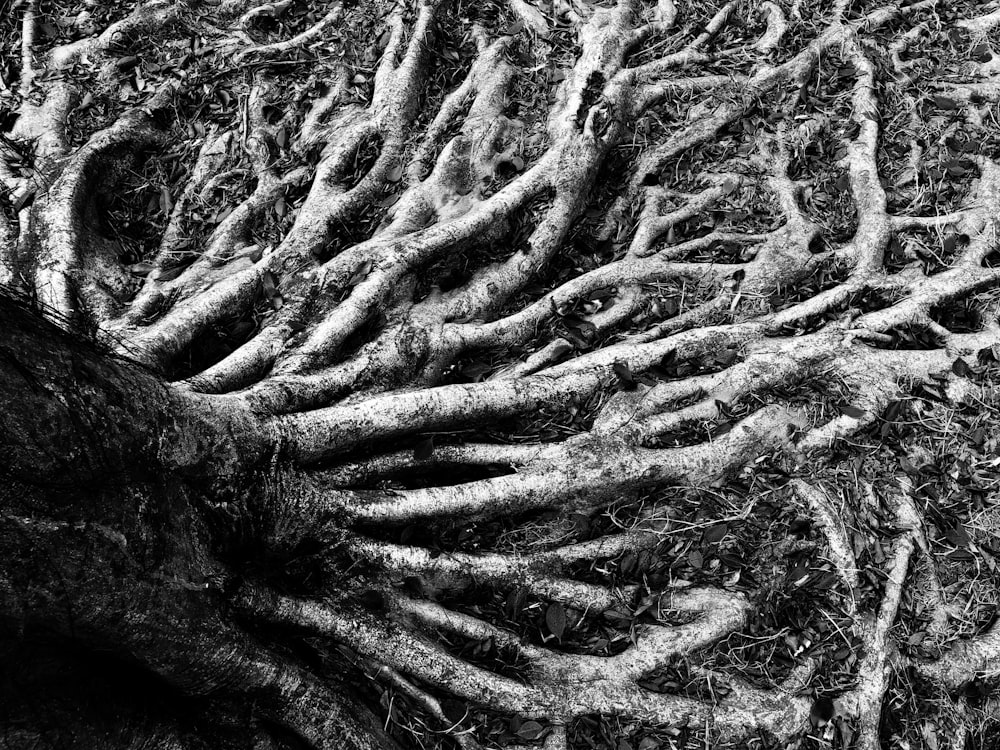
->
<box><xmin>6</xmin><ymin>0</ymin><xmax>1000</xmax><ymax>745</ymax></box>
<box><xmin>238</xmin><ymin>582</ymin><xmax>811</xmax><ymax>736</ymax></box>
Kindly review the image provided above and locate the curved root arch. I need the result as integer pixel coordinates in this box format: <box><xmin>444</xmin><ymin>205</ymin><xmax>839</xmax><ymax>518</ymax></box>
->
<box><xmin>3</xmin><ymin>0</ymin><xmax>1000</xmax><ymax>747</ymax></box>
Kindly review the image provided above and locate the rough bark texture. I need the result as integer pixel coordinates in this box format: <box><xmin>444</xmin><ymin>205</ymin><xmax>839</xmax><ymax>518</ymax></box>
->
<box><xmin>2</xmin><ymin>0</ymin><xmax>1000</xmax><ymax>748</ymax></box>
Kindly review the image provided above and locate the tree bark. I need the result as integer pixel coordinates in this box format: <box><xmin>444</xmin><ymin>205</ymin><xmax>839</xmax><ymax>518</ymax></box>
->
<box><xmin>0</xmin><ymin>293</ymin><xmax>397</xmax><ymax>749</ymax></box>
<box><xmin>3</xmin><ymin>0</ymin><xmax>1000</xmax><ymax>748</ymax></box>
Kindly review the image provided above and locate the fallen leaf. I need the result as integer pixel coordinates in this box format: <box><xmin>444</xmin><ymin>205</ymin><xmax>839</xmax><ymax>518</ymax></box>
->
<box><xmin>545</xmin><ymin>602</ymin><xmax>566</xmax><ymax>639</ymax></box>
<box><xmin>517</xmin><ymin>721</ymin><xmax>546</xmax><ymax>740</ymax></box>
<box><xmin>703</xmin><ymin>522</ymin><xmax>728</xmax><ymax>545</ymax></box>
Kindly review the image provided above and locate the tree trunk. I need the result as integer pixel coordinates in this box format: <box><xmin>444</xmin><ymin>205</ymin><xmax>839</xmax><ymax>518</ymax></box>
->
<box><xmin>0</xmin><ymin>293</ymin><xmax>397</xmax><ymax>749</ymax></box>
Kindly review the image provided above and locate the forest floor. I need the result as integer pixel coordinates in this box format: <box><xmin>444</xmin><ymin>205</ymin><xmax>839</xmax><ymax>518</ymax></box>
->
<box><xmin>3</xmin><ymin>0</ymin><xmax>1000</xmax><ymax>748</ymax></box>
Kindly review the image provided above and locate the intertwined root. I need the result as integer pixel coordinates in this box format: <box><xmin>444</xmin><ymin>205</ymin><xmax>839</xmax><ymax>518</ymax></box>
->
<box><xmin>3</xmin><ymin>0</ymin><xmax>1000</xmax><ymax>746</ymax></box>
